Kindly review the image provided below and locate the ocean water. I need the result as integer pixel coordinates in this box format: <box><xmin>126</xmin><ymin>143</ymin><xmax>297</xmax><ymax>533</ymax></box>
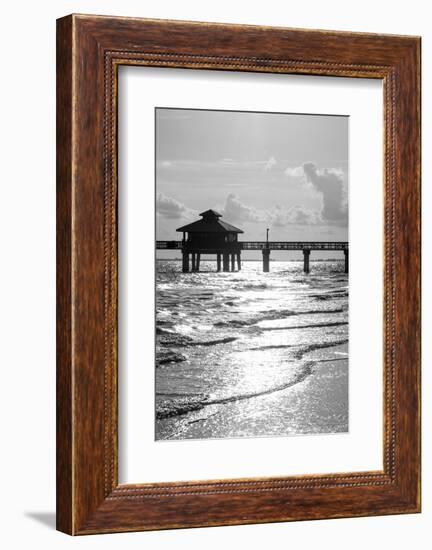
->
<box><xmin>155</xmin><ymin>260</ymin><xmax>348</xmax><ymax>441</ymax></box>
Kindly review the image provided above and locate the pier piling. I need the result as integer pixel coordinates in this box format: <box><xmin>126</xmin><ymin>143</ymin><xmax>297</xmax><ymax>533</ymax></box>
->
<box><xmin>223</xmin><ymin>252</ymin><xmax>230</xmax><ymax>272</ymax></box>
<box><xmin>262</xmin><ymin>249</ymin><xmax>270</xmax><ymax>272</ymax></box>
<box><xmin>303</xmin><ymin>249</ymin><xmax>310</xmax><ymax>273</ymax></box>
<box><xmin>182</xmin><ymin>251</ymin><xmax>189</xmax><ymax>273</ymax></box>
<box><xmin>162</xmin><ymin>222</ymin><xmax>348</xmax><ymax>275</ymax></box>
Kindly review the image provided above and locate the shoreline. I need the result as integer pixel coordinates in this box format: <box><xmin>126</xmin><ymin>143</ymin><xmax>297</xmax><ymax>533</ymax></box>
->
<box><xmin>155</xmin><ymin>261</ymin><xmax>348</xmax><ymax>441</ymax></box>
<box><xmin>156</xmin><ymin>343</ymin><xmax>348</xmax><ymax>441</ymax></box>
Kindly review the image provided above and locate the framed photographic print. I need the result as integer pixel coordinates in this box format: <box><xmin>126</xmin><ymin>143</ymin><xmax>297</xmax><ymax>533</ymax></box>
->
<box><xmin>56</xmin><ymin>14</ymin><xmax>421</xmax><ymax>534</ymax></box>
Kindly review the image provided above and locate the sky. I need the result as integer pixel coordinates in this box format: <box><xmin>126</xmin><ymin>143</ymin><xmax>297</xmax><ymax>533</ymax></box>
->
<box><xmin>155</xmin><ymin>108</ymin><xmax>348</xmax><ymax>247</ymax></box>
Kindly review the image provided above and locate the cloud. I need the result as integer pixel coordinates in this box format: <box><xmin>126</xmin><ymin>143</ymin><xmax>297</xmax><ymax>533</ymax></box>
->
<box><xmin>222</xmin><ymin>194</ymin><xmax>320</xmax><ymax>227</ymax></box>
<box><xmin>264</xmin><ymin>156</ymin><xmax>277</xmax><ymax>172</ymax></box>
<box><xmin>284</xmin><ymin>166</ymin><xmax>305</xmax><ymax>178</ymax></box>
<box><xmin>283</xmin><ymin>162</ymin><xmax>347</xmax><ymax>225</ymax></box>
<box><xmin>222</xmin><ymin>193</ymin><xmax>263</xmax><ymax>223</ymax></box>
<box><xmin>156</xmin><ymin>193</ymin><xmax>194</xmax><ymax>219</ymax></box>
<box><xmin>302</xmin><ymin>162</ymin><xmax>347</xmax><ymax>224</ymax></box>
<box><xmin>270</xmin><ymin>205</ymin><xmax>321</xmax><ymax>227</ymax></box>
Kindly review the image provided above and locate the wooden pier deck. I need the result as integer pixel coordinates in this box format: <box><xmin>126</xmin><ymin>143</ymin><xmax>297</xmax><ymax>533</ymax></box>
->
<box><xmin>156</xmin><ymin>241</ymin><xmax>349</xmax><ymax>273</ymax></box>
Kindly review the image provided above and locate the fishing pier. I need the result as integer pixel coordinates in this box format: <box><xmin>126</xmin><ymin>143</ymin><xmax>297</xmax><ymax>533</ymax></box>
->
<box><xmin>157</xmin><ymin>209</ymin><xmax>348</xmax><ymax>273</ymax></box>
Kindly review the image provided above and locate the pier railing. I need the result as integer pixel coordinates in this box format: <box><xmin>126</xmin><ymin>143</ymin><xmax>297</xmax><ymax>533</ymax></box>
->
<box><xmin>240</xmin><ymin>241</ymin><xmax>348</xmax><ymax>251</ymax></box>
<box><xmin>156</xmin><ymin>240</ymin><xmax>348</xmax><ymax>251</ymax></box>
<box><xmin>156</xmin><ymin>240</ymin><xmax>348</xmax><ymax>273</ymax></box>
<box><xmin>156</xmin><ymin>240</ymin><xmax>183</xmax><ymax>249</ymax></box>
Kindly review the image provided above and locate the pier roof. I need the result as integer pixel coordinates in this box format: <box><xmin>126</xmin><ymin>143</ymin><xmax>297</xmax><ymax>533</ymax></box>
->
<box><xmin>199</xmin><ymin>209</ymin><xmax>222</xmax><ymax>218</ymax></box>
<box><xmin>176</xmin><ymin>210</ymin><xmax>243</xmax><ymax>233</ymax></box>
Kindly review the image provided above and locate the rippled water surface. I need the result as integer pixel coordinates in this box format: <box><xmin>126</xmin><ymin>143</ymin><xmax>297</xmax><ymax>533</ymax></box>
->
<box><xmin>155</xmin><ymin>260</ymin><xmax>348</xmax><ymax>440</ymax></box>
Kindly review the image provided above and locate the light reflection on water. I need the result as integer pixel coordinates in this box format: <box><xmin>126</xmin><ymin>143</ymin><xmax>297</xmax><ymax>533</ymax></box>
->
<box><xmin>155</xmin><ymin>260</ymin><xmax>348</xmax><ymax>441</ymax></box>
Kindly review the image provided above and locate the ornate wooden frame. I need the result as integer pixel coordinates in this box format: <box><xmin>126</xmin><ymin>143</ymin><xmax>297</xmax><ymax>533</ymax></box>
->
<box><xmin>56</xmin><ymin>14</ymin><xmax>421</xmax><ymax>534</ymax></box>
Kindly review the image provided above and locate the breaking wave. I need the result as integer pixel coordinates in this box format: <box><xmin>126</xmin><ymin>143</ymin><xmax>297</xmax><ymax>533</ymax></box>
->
<box><xmin>213</xmin><ymin>307</ymin><xmax>344</xmax><ymax>328</ymax></box>
<box><xmin>155</xmin><ymin>259</ymin><xmax>349</xmax><ymax>438</ymax></box>
<box><xmin>156</xmin><ymin>361</ymin><xmax>316</xmax><ymax>419</ymax></box>
<box><xmin>260</xmin><ymin>321</ymin><xmax>348</xmax><ymax>331</ymax></box>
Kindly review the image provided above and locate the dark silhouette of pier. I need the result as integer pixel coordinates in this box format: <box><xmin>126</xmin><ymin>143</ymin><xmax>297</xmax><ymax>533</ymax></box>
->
<box><xmin>157</xmin><ymin>210</ymin><xmax>348</xmax><ymax>273</ymax></box>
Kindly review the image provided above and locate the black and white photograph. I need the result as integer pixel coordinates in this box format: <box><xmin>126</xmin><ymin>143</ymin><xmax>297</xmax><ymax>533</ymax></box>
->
<box><xmin>155</xmin><ymin>107</ymin><xmax>349</xmax><ymax>441</ymax></box>
<box><xmin>1</xmin><ymin>0</ymin><xmax>424</xmax><ymax>545</ymax></box>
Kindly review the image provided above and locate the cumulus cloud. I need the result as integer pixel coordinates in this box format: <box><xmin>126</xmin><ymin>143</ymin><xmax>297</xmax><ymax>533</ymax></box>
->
<box><xmin>270</xmin><ymin>205</ymin><xmax>321</xmax><ymax>227</ymax></box>
<box><xmin>156</xmin><ymin>193</ymin><xmax>193</xmax><ymax>219</ymax></box>
<box><xmin>264</xmin><ymin>156</ymin><xmax>277</xmax><ymax>172</ymax></box>
<box><xmin>302</xmin><ymin>162</ymin><xmax>347</xmax><ymax>224</ymax></box>
<box><xmin>283</xmin><ymin>162</ymin><xmax>347</xmax><ymax>225</ymax></box>
<box><xmin>222</xmin><ymin>193</ymin><xmax>264</xmax><ymax>223</ymax></box>
<box><xmin>222</xmin><ymin>194</ymin><xmax>320</xmax><ymax>227</ymax></box>
<box><xmin>284</xmin><ymin>166</ymin><xmax>305</xmax><ymax>178</ymax></box>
